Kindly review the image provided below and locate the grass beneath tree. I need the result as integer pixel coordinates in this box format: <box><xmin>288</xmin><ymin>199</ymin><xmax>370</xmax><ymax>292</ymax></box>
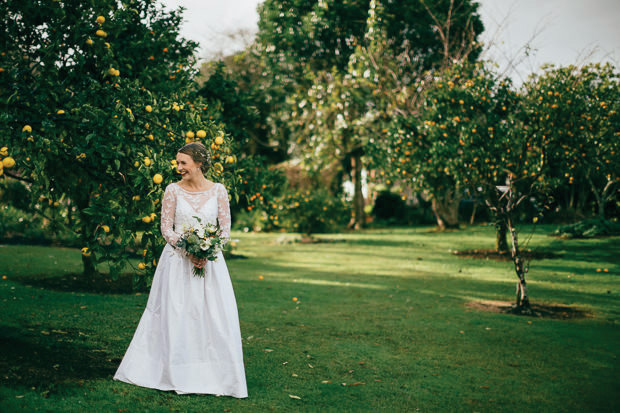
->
<box><xmin>0</xmin><ymin>225</ymin><xmax>618</xmax><ymax>412</ymax></box>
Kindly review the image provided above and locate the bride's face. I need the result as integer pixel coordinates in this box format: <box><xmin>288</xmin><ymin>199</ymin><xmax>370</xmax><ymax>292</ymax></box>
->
<box><xmin>176</xmin><ymin>152</ymin><xmax>202</xmax><ymax>181</ymax></box>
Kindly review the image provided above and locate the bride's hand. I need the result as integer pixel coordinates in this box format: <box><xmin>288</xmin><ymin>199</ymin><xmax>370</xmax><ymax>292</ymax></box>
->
<box><xmin>189</xmin><ymin>254</ymin><xmax>207</xmax><ymax>268</ymax></box>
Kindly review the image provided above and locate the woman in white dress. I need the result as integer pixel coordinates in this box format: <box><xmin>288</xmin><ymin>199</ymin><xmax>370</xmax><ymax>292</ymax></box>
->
<box><xmin>114</xmin><ymin>142</ymin><xmax>248</xmax><ymax>398</ymax></box>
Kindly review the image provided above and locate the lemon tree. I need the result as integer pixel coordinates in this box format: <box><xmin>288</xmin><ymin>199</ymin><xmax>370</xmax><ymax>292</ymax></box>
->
<box><xmin>0</xmin><ymin>0</ymin><xmax>242</xmax><ymax>284</ymax></box>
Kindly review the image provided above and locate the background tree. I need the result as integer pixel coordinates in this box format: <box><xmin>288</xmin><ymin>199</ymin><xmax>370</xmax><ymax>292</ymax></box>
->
<box><xmin>521</xmin><ymin>63</ymin><xmax>620</xmax><ymax>220</ymax></box>
<box><xmin>409</xmin><ymin>61</ymin><xmax>559</xmax><ymax>311</ymax></box>
<box><xmin>0</xmin><ymin>0</ymin><xmax>241</xmax><ymax>284</ymax></box>
<box><xmin>257</xmin><ymin>0</ymin><xmax>485</xmax><ymax>228</ymax></box>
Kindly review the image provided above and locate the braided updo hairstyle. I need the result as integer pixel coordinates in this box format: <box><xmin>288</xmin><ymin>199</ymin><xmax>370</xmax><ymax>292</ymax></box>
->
<box><xmin>178</xmin><ymin>142</ymin><xmax>212</xmax><ymax>173</ymax></box>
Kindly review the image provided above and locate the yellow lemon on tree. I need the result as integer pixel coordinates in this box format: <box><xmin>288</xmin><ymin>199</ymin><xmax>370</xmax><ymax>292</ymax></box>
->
<box><xmin>153</xmin><ymin>173</ymin><xmax>163</xmax><ymax>184</ymax></box>
<box><xmin>143</xmin><ymin>157</ymin><xmax>151</xmax><ymax>166</ymax></box>
<box><xmin>2</xmin><ymin>157</ymin><xmax>15</xmax><ymax>168</ymax></box>
<box><xmin>132</xmin><ymin>195</ymin><xmax>140</xmax><ymax>201</ymax></box>
<box><xmin>186</xmin><ymin>131</ymin><xmax>195</xmax><ymax>139</ymax></box>
<box><xmin>96</xmin><ymin>15</ymin><xmax>105</xmax><ymax>24</ymax></box>
<box><xmin>57</xmin><ymin>109</ymin><xmax>65</xmax><ymax>114</ymax></box>
<box><xmin>141</xmin><ymin>216</ymin><xmax>152</xmax><ymax>223</ymax></box>
<box><xmin>196</xmin><ymin>130</ymin><xmax>206</xmax><ymax>138</ymax></box>
<box><xmin>213</xmin><ymin>162</ymin><xmax>223</xmax><ymax>173</ymax></box>
<box><xmin>0</xmin><ymin>147</ymin><xmax>8</xmax><ymax>156</ymax></box>
<box><xmin>101</xmin><ymin>225</ymin><xmax>110</xmax><ymax>233</ymax></box>
<box><xmin>86</xmin><ymin>38</ymin><xmax>94</xmax><ymax>46</ymax></box>
<box><xmin>148</xmin><ymin>134</ymin><xmax>154</xmax><ymax>140</ymax></box>
<box><xmin>214</xmin><ymin>136</ymin><xmax>224</xmax><ymax>145</ymax></box>
<box><xmin>22</xmin><ymin>125</ymin><xmax>32</xmax><ymax>133</ymax></box>
<box><xmin>150</xmin><ymin>213</ymin><xmax>157</xmax><ymax>220</ymax></box>
<box><xmin>96</xmin><ymin>29</ymin><xmax>107</xmax><ymax>37</ymax></box>
<box><xmin>81</xmin><ymin>247</ymin><xmax>91</xmax><ymax>257</ymax></box>
<box><xmin>138</xmin><ymin>262</ymin><xmax>146</xmax><ymax>270</ymax></box>
<box><xmin>145</xmin><ymin>105</ymin><xmax>153</xmax><ymax>112</ymax></box>
<box><xmin>107</xmin><ymin>67</ymin><xmax>117</xmax><ymax>76</ymax></box>
<box><xmin>134</xmin><ymin>161</ymin><xmax>139</xmax><ymax>167</ymax></box>
<box><xmin>104</xmin><ymin>42</ymin><xmax>110</xmax><ymax>49</ymax></box>
<box><xmin>225</xmin><ymin>155</ymin><xmax>234</xmax><ymax>164</ymax></box>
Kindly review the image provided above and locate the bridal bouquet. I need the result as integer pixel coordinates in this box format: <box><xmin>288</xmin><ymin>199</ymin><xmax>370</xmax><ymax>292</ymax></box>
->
<box><xmin>175</xmin><ymin>217</ymin><xmax>225</xmax><ymax>277</ymax></box>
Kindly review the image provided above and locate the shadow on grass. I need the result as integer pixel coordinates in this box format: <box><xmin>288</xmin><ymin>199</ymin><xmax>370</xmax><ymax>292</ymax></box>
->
<box><xmin>0</xmin><ymin>324</ymin><xmax>119</xmax><ymax>393</ymax></box>
<box><xmin>14</xmin><ymin>272</ymin><xmax>148</xmax><ymax>294</ymax></box>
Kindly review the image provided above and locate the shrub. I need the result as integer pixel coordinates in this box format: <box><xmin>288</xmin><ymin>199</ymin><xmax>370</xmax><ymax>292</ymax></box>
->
<box><xmin>554</xmin><ymin>219</ymin><xmax>620</xmax><ymax>238</ymax></box>
<box><xmin>276</xmin><ymin>189</ymin><xmax>350</xmax><ymax>235</ymax></box>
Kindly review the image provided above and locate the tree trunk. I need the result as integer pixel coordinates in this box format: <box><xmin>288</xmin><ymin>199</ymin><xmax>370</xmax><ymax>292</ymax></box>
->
<box><xmin>82</xmin><ymin>253</ymin><xmax>96</xmax><ymax>277</ymax></box>
<box><xmin>431</xmin><ymin>191</ymin><xmax>460</xmax><ymax>230</ymax></box>
<box><xmin>348</xmin><ymin>151</ymin><xmax>365</xmax><ymax>230</ymax></box>
<box><xmin>469</xmin><ymin>201</ymin><xmax>478</xmax><ymax>225</ymax></box>
<box><xmin>495</xmin><ymin>220</ymin><xmax>509</xmax><ymax>253</ymax></box>
<box><xmin>507</xmin><ymin>218</ymin><xmax>531</xmax><ymax>310</ymax></box>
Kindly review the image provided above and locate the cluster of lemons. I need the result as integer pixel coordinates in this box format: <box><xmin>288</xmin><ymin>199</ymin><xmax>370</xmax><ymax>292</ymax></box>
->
<box><xmin>0</xmin><ymin>124</ymin><xmax>23</xmax><ymax>175</ymax></box>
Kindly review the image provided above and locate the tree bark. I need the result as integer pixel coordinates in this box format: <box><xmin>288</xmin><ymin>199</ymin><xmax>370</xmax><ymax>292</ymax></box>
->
<box><xmin>81</xmin><ymin>253</ymin><xmax>96</xmax><ymax>277</ymax></box>
<box><xmin>495</xmin><ymin>220</ymin><xmax>509</xmax><ymax>253</ymax></box>
<box><xmin>507</xmin><ymin>217</ymin><xmax>531</xmax><ymax>310</ymax></box>
<box><xmin>348</xmin><ymin>151</ymin><xmax>365</xmax><ymax>229</ymax></box>
<box><xmin>431</xmin><ymin>191</ymin><xmax>460</xmax><ymax>230</ymax></box>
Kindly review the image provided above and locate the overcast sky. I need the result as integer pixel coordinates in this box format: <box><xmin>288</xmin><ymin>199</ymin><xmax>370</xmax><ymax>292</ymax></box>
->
<box><xmin>162</xmin><ymin>0</ymin><xmax>620</xmax><ymax>83</ymax></box>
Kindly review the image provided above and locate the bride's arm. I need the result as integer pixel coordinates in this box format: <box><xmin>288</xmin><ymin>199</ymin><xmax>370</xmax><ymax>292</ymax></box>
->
<box><xmin>216</xmin><ymin>183</ymin><xmax>231</xmax><ymax>243</ymax></box>
<box><xmin>161</xmin><ymin>184</ymin><xmax>181</xmax><ymax>246</ymax></box>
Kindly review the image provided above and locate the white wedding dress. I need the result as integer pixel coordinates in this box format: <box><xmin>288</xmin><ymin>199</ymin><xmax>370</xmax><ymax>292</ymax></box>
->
<box><xmin>114</xmin><ymin>182</ymin><xmax>248</xmax><ymax>398</ymax></box>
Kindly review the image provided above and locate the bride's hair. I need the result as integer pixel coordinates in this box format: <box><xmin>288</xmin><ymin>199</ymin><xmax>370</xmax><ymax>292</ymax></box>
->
<box><xmin>178</xmin><ymin>142</ymin><xmax>212</xmax><ymax>173</ymax></box>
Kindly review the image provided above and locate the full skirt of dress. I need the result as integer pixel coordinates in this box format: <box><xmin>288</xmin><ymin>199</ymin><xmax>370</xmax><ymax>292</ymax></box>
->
<box><xmin>114</xmin><ymin>244</ymin><xmax>248</xmax><ymax>398</ymax></box>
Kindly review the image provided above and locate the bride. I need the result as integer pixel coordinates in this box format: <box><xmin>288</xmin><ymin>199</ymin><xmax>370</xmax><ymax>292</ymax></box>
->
<box><xmin>114</xmin><ymin>142</ymin><xmax>248</xmax><ymax>398</ymax></box>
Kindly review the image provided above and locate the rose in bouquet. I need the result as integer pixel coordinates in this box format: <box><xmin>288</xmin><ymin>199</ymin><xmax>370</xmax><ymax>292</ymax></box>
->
<box><xmin>175</xmin><ymin>217</ymin><xmax>225</xmax><ymax>277</ymax></box>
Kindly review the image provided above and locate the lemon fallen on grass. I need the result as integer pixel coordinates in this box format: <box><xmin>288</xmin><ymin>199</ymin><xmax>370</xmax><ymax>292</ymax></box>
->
<box><xmin>196</xmin><ymin>130</ymin><xmax>206</xmax><ymax>138</ymax></box>
<box><xmin>2</xmin><ymin>157</ymin><xmax>15</xmax><ymax>168</ymax></box>
<box><xmin>153</xmin><ymin>173</ymin><xmax>163</xmax><ymax>184</ymax></box>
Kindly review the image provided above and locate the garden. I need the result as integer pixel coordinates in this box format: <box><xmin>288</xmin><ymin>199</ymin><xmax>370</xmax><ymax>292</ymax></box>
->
<box><xmin>0</xmin><ymin>0</ymin><xmax>618</xmax><ymax>411</ymax></box>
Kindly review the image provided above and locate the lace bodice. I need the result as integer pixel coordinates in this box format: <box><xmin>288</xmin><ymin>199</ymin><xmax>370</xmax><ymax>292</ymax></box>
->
<box><xmin>160</xmin><ymin>182</ymin><xmax>231</xmax><ymax>248</ymax></box>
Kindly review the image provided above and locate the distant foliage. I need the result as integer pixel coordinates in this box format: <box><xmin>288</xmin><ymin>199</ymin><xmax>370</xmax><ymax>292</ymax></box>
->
<box><xmin>554</xmin><ymin>219</ymin><xmax>620</xmax><ymax>238</ymax></box>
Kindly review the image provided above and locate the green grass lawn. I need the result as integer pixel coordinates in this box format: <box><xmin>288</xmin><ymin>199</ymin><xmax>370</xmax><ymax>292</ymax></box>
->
<box><xmin>0</xmin><ymin>225</ymin><xmax>618</xmax><ymax>412</ymax></box>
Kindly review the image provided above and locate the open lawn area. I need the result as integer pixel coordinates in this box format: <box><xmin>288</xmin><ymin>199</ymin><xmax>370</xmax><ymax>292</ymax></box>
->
<box><xmin>0</xmin><ymin>225</ymin><xmax>618</xmax><ymax>412</ymax></box>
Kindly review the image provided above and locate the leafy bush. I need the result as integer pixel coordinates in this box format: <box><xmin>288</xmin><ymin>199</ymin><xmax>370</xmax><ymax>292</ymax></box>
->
<box><xmin>554</xmin><ymin>219</ymin><xmax>620</xmax><ymax>238</ymax></box>
<box><xmin>271</xmin><ymin>189</ymin><xmax>350</xmax><ymax>235</ymax></box>
<box><xmin>371</xmin><ymin>191</ymin><xmax>435</xmax><ymax>226</ymax></box>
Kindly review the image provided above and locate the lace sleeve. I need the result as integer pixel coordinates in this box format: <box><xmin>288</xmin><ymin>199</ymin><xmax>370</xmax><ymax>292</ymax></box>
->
<box><xmin>161</xmin><ymin>184</ymin><xmax>180</xmax><ymax>247</ymax></box>
<box><xmin>216</xmin><ymin>183</ymin><xmax>231</xmax><ymax>243</ymax></box>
